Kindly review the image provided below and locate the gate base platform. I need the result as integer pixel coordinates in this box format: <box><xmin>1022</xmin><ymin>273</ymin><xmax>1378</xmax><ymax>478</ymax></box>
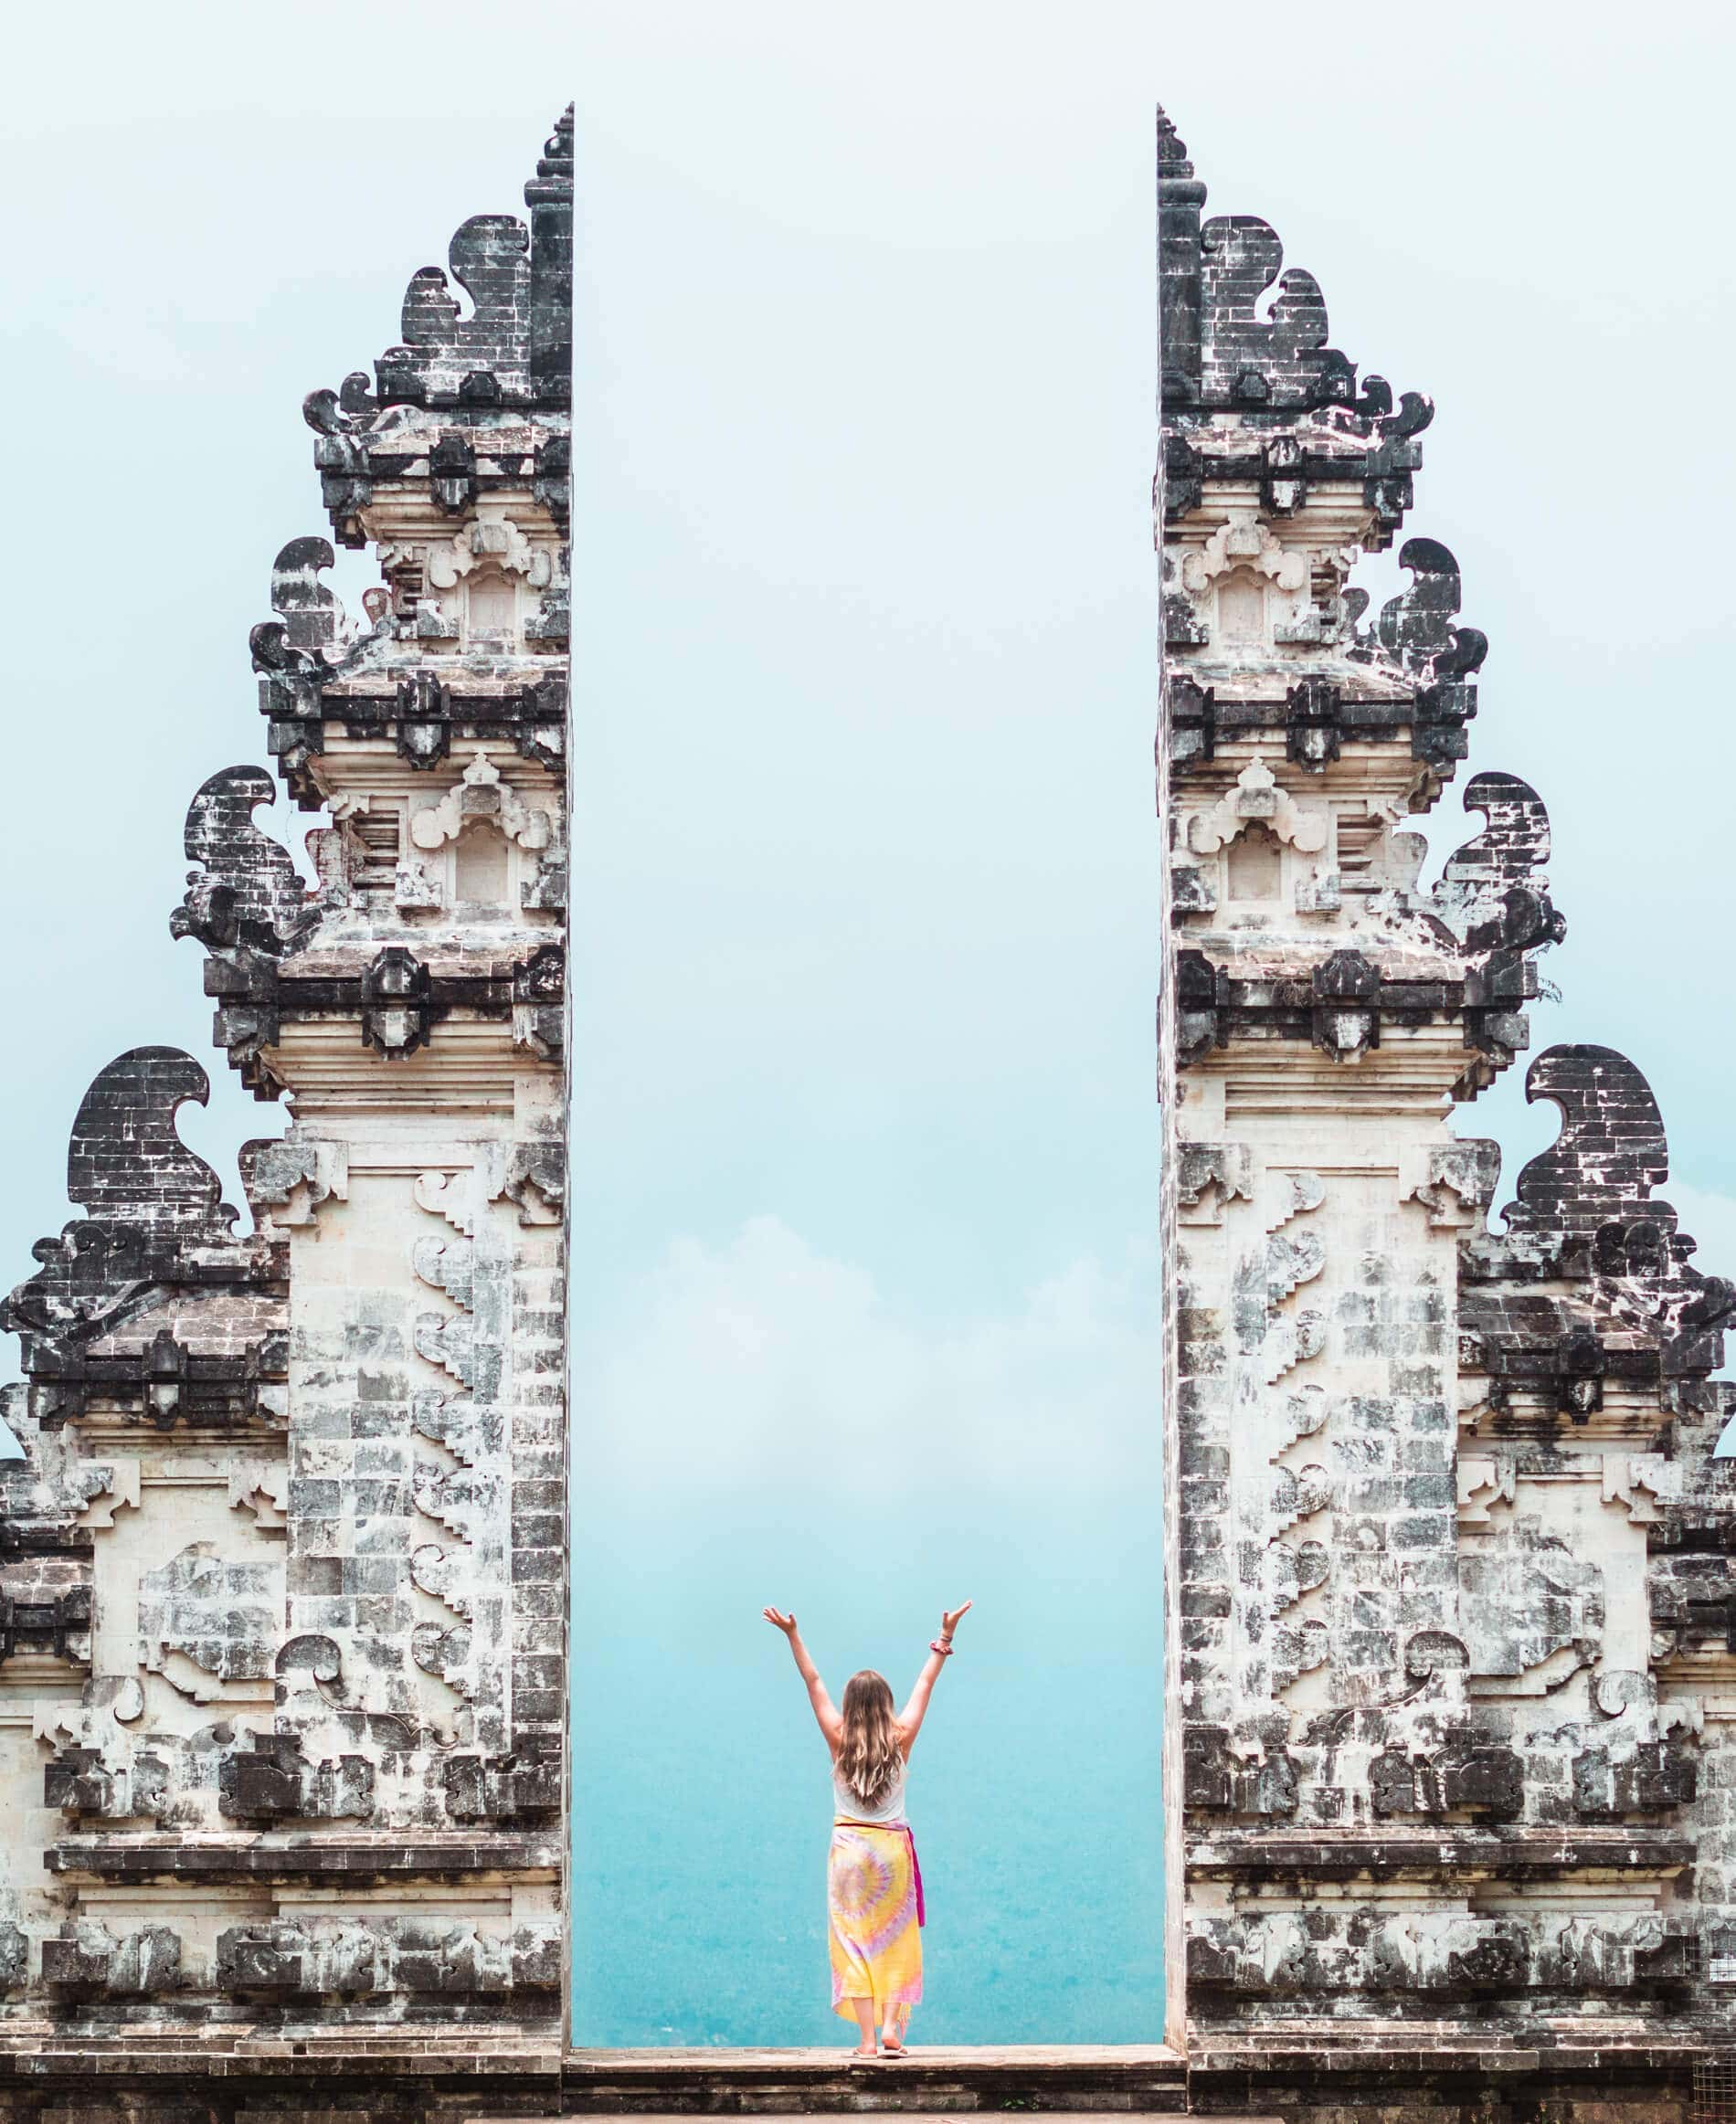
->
<box><xmin>565</xmin><ymin>2044</ymin><xmax>1189</xmax><ymax>2113</ymax></box>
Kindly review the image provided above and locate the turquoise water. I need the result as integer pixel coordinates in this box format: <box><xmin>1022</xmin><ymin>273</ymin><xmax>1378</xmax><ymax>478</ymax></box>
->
<box><xmin>569</xmin><ymin>1445</ymin><xmax>1165</xmax><ymax>2045</ymax></box>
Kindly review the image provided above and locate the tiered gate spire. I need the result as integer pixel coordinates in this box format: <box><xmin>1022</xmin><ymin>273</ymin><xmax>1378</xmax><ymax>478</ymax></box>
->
<box><xmin>1159</xmin><ymin>102</ymin><xmax>1736</xmax><ymax>2079</ymax></box>
<box><xmin>0</xmin><ymin>110</ymin><xmax>572</xmax><ymax>2058</ymax></box>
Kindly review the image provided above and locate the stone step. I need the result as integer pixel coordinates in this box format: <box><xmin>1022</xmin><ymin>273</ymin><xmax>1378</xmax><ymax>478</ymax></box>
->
<box><xmin>563</xmin><ymin>2045</ymin><xmax>1190</xmax><ymax>2114</ymax></box>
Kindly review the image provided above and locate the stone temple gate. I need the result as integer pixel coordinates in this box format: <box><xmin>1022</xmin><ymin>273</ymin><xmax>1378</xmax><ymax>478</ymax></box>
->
<box><xmin>0</xmin><ymin>98</ymin><xmax>1729</xmax><ymax>2123</ymax></box>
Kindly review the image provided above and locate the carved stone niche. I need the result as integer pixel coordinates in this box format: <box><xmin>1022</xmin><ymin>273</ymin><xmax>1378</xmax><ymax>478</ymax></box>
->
<box><xmin>405</xmin><ymin>750</ymin><xmax>558</xmax><ymax>916</ymax></box>
<box><xmin>1225</xmin><ymin>822</ymin><xmax>1281</xmax><ymax>902</ymax></box>
<box><xmin>1179</xmin><ymin>511</ymin><xmax>1310</xmax><ymax>651</ymax></box>
<box><xmin>408</xmin><ymin>514</ymin><xmax>560</xmax><ymax>650</ymax></box>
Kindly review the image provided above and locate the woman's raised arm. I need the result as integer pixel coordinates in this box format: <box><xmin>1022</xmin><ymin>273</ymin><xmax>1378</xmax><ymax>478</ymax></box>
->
<box><xmin>896</xmin><ymin>1600</ymin><xmax>972</xmax><ymax>1756</ymax></box>
<box><xmin>762</xmin><ymin>1608</ymin><xmax>843</xmax><ymax>1751</ymax></box>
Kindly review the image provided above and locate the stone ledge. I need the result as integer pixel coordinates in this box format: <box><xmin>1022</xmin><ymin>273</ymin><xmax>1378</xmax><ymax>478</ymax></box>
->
<box><xmin>1186</xmin><ymin>1829</ymin><xmax>1695</xmax><ymax>1878</ymax></box>
<box><xmin>1187</xmin><ymin>2019</ymin><xmax>1700</xmax><ymax>2076</ymax></box>
<box><xmin>47</xmin><ymin>1835</ymin><xmax>563</xmax><ymax>1881</ymax></box>
<box><xmin>564</xmin><ymin>2046</ymin><xmax>1188</xmax><ymax>2114</ymax></box>
<box><xmin>0</xmin><ymin>2032</ymin><xmax>561</xmax><ymax>2080</ymax></box>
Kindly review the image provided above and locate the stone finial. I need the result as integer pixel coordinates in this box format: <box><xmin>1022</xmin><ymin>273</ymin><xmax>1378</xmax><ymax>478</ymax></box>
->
<box><xmin>1374</xmin><ymin>537</ymin><xmax>1487</xmax><ymax>682</ymax></box>
<box><xmin>1434</xmin><ymin>772</ymin><xmax>1566</xmax><ymax>955</ymax></box>
<box><xmin>1506</xmin><ymin>1045</ymin><xmax>1672</xmax><ymax>1237</ymax></box>
<box><xmin>172</xmin><ymin>765</ymin><xmax>310</xmax><ymax>955</ymax></box>
<box><xmin>250</xmin><ymin>536</ymin><xmax>350</xmax><ymax>676</ymax></box>
<box><xmin>65</xmin><ymin>1048</ymin><xmax>236</xmax><ymax>1242</ymax></box>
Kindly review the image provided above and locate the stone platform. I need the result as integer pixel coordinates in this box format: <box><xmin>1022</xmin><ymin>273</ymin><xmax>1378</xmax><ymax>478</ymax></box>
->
<box><xmin>565</xmin><ymin>2044</ymin><xmax>1189</xmax><ymax>2113</ymax></box>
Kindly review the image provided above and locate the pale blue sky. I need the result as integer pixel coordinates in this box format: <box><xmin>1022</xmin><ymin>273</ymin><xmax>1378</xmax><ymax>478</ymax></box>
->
<box><xmin>4</xmin><ymin>0</ymin><xmax>1732</xmax><ymax>2045</ymax></box>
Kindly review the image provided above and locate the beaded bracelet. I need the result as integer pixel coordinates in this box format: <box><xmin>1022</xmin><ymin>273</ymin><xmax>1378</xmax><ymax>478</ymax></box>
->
<box><xmin>930</xmin><ymin>1638</ymin><xmax>954</xmax><ymax>1656</ymax></box>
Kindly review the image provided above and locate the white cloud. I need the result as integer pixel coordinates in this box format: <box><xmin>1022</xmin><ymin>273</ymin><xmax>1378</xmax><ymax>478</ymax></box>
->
<box><xmin>573</xmin><ymin>1216</ymin><xmax>1161</xmax><ymax>1495</ymax></box>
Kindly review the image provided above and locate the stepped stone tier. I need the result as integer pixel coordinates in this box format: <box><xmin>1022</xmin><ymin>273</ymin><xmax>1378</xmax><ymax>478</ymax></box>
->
<box><xmin>0</xmin><ymin>111</ymin><xmax>572</xmax><ymax>2108</ymax></box>
<box><xmin>1159</xmin><ymin>101</ymin><xmax>1736</xmax><ymax>2105</ymax></box>
<box><xmin>0</xmin><ymin>93</ymin><xmax>1726</xmax><ymax>2124</ymax></box>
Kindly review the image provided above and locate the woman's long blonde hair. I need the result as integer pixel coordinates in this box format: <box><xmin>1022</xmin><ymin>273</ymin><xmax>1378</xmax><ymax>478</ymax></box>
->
<box><xmin>836</xmin><ymin>1670</ymin><xmax>903</xmax><ymax>1810</ymax></box>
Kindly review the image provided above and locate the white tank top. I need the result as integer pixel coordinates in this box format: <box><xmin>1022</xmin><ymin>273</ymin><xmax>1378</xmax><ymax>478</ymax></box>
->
<box><xmin>832</xmin><ymin>1750</ymin><xmax>908</xmax><ymax>1825</ymax></box>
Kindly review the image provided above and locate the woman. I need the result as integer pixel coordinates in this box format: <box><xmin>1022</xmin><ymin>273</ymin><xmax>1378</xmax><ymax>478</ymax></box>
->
<box><xmin>762</xmin><ymin>1600</ymin><xmax>972</xmax><ymax>2057</ymax></box>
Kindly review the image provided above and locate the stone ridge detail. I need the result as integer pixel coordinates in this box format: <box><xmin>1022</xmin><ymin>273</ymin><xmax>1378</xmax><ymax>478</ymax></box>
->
<box><xmin>0</xmin><ymin>111</ymin><xmax>571</xmax><ymax>2049</ymax></box>
<box><xmin>1158</xmin><ymin>104</ymin><xmax>1736</xmax><ymax>2066</ymax></box>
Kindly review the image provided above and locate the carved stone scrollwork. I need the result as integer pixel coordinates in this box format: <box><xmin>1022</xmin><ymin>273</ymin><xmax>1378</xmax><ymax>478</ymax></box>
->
<box><xmin>1374</xmin><ymin>537</ymin><xmax>1487</xmax><ymax>682</ymax></box>
<box><xmin>409</xmin><ymin>750</ymin><xmax>555</xmax><ymax>855</ymax></box>
<box><xmin>4</xmin><ymin>1050</ymin><xmax>233</xmax><ymax>1340</ymax></box>
<box><xmin>253</xmin><ymin>535</ymin><xmax>353</xmax><ymax>775</ymax></box>
<box><xmin>382</xmin><ymin>214</ymin><xmax>533</xmax><ymax>408</ymax></box>
<box><xmin>240</xmin><ymin>1136</ymin><xmax>347</xmax><ymax>1229</ymax></box>
<box><xmin>302</xmin><ymin>368</ymin><xmax>376</xmax><ymax>439</ymax></box>
<box><xmin>1404</xmin><ymin>1139</ymin><xmax>1501</xmax><ymax>1229</ymax></box>
<box><xmin>503</xmin><ymin>1142</ymin><xmax>565</xmax><ymax>1226</ymax></box>
<box><xmin>1187</xmin><ymin>758</ymin><xmax>1327</xmax><ymax>859</ymax></box>
<box><xmin>1572</xmin><ymin>1739</ymin><xmax>1698</xmax><ymax>1818</ymax></box>
<box><xmin>1350</xmin><ymin>536</ymin><xmax>1487</xmax><ymax>764</ymax></box>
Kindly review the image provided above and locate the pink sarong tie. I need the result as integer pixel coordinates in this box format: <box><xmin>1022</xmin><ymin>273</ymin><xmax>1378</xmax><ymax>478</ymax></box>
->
<box><xmin>903</xmin><ymin>1825</ymin><xmax>926</xmax><ymax>1928</ymax></box>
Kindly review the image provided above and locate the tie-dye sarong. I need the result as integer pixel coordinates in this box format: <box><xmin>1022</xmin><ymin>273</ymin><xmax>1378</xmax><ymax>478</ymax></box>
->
<box><xmin>828</xmin><ymin>1819</ymin><xmax>923</xmax><ymax>2030</ymax></box>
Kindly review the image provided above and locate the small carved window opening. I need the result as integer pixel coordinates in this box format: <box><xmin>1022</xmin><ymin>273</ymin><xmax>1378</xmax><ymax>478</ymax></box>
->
<box><xmin>466</xmin><ymin>568</ymin><xmax>516</xmax><ymax>642</ymax></box>
<box><xmin>1216</xmin><ymin>568</ymin><xmax>1265</xmax><ymax>645</ymax></box>
<box><xmin>453</xmin><ymin>821</ymin><xmax>511</xmax><ymax>908</ymax></box>
<box><xmin>1225</xmin><ymin>822</ymin><xmax>1282</xmax><ymax>902</ymax></box>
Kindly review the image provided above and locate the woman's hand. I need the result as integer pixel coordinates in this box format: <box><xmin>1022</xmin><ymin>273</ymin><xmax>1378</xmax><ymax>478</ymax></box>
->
<box><xmin>762</xmin><ymin>1607</ymin><xmax>799</xmax><ymax>1636</ymax></box>
<box><xmin>940</xmin><ymin>1599</ymin><xmax>973</xmax><ymax>1639</ymax></box>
